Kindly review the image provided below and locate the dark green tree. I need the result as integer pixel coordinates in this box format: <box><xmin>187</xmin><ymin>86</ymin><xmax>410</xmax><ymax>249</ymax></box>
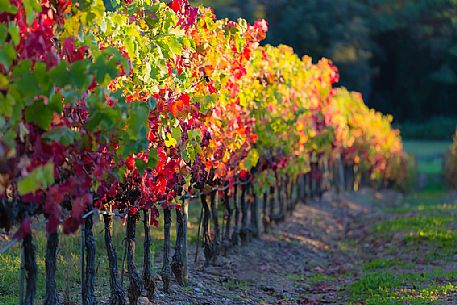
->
<box><xmin>193</xmin><ymin>0</ymin><xmax>457</xmax><ymax>123</ymax></box>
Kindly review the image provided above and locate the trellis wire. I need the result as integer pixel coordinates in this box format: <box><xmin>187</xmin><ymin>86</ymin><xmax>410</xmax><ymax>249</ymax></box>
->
<box><xmin>0</xmin><ymin>178</ymin><xmax>253</xmax><ymax>255</ymax></box>
<box><xmin>0</xmin><ymin>220</ymin><xmax>47</xmax><ymax>254</ymax></box>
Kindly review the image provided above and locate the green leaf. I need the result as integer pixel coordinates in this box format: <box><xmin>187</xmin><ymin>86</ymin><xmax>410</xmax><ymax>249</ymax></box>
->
<box><xmin>171</xmin><ymin>126</ymin><xmax>182</xmax><ymax>144</ymax></box>
<box><xmin>90</xmin><ymin>52</ymin><xmax>119</xmax><ymax>85</ymax></box>
<box><xmin>18</xmin><ymin>161</ymin><xmax>55</xmax><ymax>195</ymax></box>
<box><xmin>187</xmin><ymin>129</ymin><xmax>201</xmax><ymax>142</ymax></box>
<box><xmin>0</xmin><ymin>93</ymin><xmax>15</xmax><ymax>117</ymax></box>
<box><xmin>126</xmin><ymin>102</ymin><xmax>149</xmax><ymax>140</ymax></box>
<box><xmin>86</xmin><ymin>110</ymin><xmax>115</xmax><ymax>132</ymax></box>
<box><xmin>0</xmin><ymin>0</ymin><xmax>17</xmax><ymax>14</ymax></box>
<box><xmin>135</xmin><ymin>159</ymin><xmax>147</xmax><ymax>175</ymax></box>
<box><xmin>43</xmin><ymin>126</ymin><xmax>81</xmax><ymax>146</ymax></box>
<box><xmin>193</xmin><ymin>95</ymin><xmax>217</xmax><ymax>115</ymax></box>
<box><xmin>148</xmin><ymin>148</ymin><xmax>158</xmax><ymax>169</ymax></box>
<box><xmin>24</xmin><ymin>101</ymin><xmax>54</xmax><ymax>130</ymax></box>
<box><xmin>39</xmin><ymin>162</ymin><xmax>55</xmax><ymax>186</ymax></box>
<box><xmin>0</xmin><ymin>43</ymin><xmax>16</xmax><ymax>70</ymax></box>
<box><xmin>23</xmin><ymin>0</ymin><xmax>41</xmax><ymax>25</ymax></box>
<box><xmin>147</xmin><ymin>97</ymin><xmax>157</xmax><ymax>110</ymax></box>
<box><xmin>48</xmin><ymin>92</ymin><xmax>64</xmax><ymax>113</ymax></box>
<box><xmin>2</xmin><ymin>128</ymin><xmax>16</xmax><ymax>149</ymax></box>
<box><xmin>17</xmin><ymin>174</ymin><xmax>38</xmax><ymax>196</ymax></box>
<box><xmin>157</xmin><ymin>36</ymin><xmax>183</xmax><ymax>59</ymax></box>
<box><xmin>13</xmin><ymin>61</ymin><xmax>40</xmax><ymax>98</ymax></box>
<box><xmin>242</xmin><ymin>148</ymin><xmax>259</xmax><ymax>171</ymax></box>
<box><xmin>0</xmin><ymin>24</ymin><xmax>7</xmax><ymax>43</ymax></box>
<box><xmin>168</xmin><ymin>36</ymin><xmax>183</xmax><ymax>56</ymax></box>
<box><xmin>103</xmin><ymin>0</ymin><xmax>119</xmax><ymax>12</ymax></box>
<box><xmin>69</xmin><ymin>60</ymin><xmax>92</xmax><ymax>89</ymax></box>
<box><xmin>8</xmin><ymin>23</ymin><xmax>20</xmax><ymax>46</ymax></box>
<box><xmin>182</xmin><ymin>143</ymin><xmax>196</xmax><ymax>164</ymax></box>
<box><xmin>49</xmin><ymin>61</ymin><xmax>71</xmax><ymax>88</ymax></box>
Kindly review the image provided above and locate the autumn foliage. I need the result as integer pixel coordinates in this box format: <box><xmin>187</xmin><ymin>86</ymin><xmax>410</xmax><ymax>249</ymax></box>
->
<box><xmin>0</xmin><ymin>0</ymin><xmax>405</xmax><ymax>239</ymax></box>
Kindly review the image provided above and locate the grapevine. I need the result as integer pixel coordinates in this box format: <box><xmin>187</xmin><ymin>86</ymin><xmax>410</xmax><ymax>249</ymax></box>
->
<box><xmin>0</xmin><ymin>0</ymin><xmax>406</xmax><ymax>304</ymax></box>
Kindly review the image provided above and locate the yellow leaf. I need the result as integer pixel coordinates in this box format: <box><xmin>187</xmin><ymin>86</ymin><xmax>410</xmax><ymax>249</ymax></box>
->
<box><xmin>61</xmin><ymin>15</ymin><xmax>81</xmax><ymax>39</ymax></box>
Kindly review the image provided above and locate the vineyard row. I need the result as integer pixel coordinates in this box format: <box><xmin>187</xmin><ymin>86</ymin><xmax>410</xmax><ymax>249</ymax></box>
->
<box><xmin>0</xmin><ymin>0</ymin><xmax>408</xmax><ymax>304</ymax></box>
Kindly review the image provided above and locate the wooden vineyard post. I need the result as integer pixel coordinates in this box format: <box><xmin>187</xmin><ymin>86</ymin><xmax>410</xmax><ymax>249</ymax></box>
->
<box><xmin>83</xmin><ymin>214</ymin><xmax>96</xmax><ymax>305</ymax></box>
<box><xmin>262</xmin><ymin>191</ymin><xmax>269</xmax><ymax>233</ymax></box>
<box><xmin>103</xmin><ymin>214</ymin><xmax>126</xmax><ymax>305</ymax></box>
<box><xmin>250</xmin><ymin>183</ymin><xmax>259</xmax><ymax>238</ymax></box>
<box><xmin>182</xmin><ymin>199</ymin><xmax>189</xmax><ymax>285</ymax></box>
<box><xmin>172</xmin><ymin>205</ymin><xmax>185</xmax><ymax>285</ymax></box>
<box><xmin>269</xmin><ymin>185</ymin><xmax>275</xmax><ymax>224</ymax></box>
<box><xmin>22</xmin><ymin>233</ymin><xmax>37</xmax><ymax>305</ymax></box>
<box><xmin>161</xmin><ymin>209</ymin><xmax>172</xmax><ymax>292</ymax></box>
<box><xmin>338</xmin><ymin>156</ymin><xmax>345</xmax><ymax>193</ymax></box>
<box><xmin>231</xmin><ymin>184</ymin><xmax>240</xmax><ymax>247</ymax></box>
<box><xmin>44</xmin><ymin>230</ymin><xmax>59</xmax><ymax>305</ymax></box>
<box><xmin>210</xmin><ymin>190</ymin><xmax>221</xmax><ymax>260</ymax></box>
<box><xmin>200</xmin><ymin>194</ymin><xmax>213</xmax><ymax>265</ymax></box>
<box><xmin>143</xmin><ymin>210</ymin><xmax>155</xmax><ymax>298</ymax></box>
<box><xmin>126</xmin><ymin>215</ymin><xmax>143</xmax><ymax>302</ymax></box>
<box><xmin>240</xmin><ymin>183</ymin><xmax>249</xmax><ymax>243</ymax></box>
<box><xmin>223</xmin><ymin>188</ymin><xmax>233</xmax><ymax>254</ymax></box>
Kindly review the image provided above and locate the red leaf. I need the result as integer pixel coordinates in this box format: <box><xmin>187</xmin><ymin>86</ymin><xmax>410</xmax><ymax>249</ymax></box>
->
<box><xmin>239</xmin><ymin>169</ymin><xmax>249</xmax><ymax>181</ymax></box>
<box><xmin>207</xmin><ymin>82</ymin><xmax>216</xmax><ymax>94</ymax></box>
<box><xmin>63</xmin><ymin>193</ymin><xmax>92</xmax><ymax>234</ymax></box>
<box><xmin>46</xmin><ymin>215</ymin><xmax>60</xmax><ymax>235</ymax></box>
<box><xmin>45</xmin><ymin>51</ymin><xmax>59</xmax><ymax>69</ymax></box>
<box><xmin>108</xmin><ymin>183</ymin><xmax>118</xmax><ymax>197</ymax></box>
<box><xmin>168</xmin><ymin>0</ymin><xmax>182</xmax><ymax>12</ymax></box>
<box><xmin>129</xmin><ymin>206</ymin><xmax>138</xmax><ymax>215</ymax></box>
<box><xmin>179</xmin><ymin>93</ymin><xmax>190</xmax><ymax>105</ymax></box>
<box><xmin>63</xmin><ymin>217</ymin><xmax>80</xmax><ymax>235</ymax></box>
<box><xmin>47</xmin><ymin>184</ymin><xmax>65</xmax><ymax>207</ymax></box>
<box><xmin>126</xmin><ymin>156</ymin><xmax>135</xmax><ymax>171</ymax></box>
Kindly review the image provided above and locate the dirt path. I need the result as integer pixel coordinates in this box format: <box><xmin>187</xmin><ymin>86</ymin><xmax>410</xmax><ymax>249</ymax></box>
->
<box><xmin>153</xmin><ymin>189</ymin><xmax>397</xmax><ymax>305</ymax></box>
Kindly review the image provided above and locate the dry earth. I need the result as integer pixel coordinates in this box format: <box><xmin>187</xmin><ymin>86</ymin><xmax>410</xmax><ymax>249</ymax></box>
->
<box><xmin>150</xmin><ymin>188</ymin><xmax>397</xmax><ymax>305</ymax></box>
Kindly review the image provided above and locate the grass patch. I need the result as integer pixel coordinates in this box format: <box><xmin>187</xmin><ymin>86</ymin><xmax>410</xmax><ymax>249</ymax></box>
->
<box><xmin>374</xmin><ymin>215</ymin><xmax>453</xmax><ymax>234</ymax></box>
<box><xmin>348</xmin><ymin>190</ymin><xmax>457</xmax><ymax>304</ymax></box>
<box><xmin>348</xmin><ymin>269</ymin><xmax>457</xmax><ymax>305</ymax></box>
<box><xmin>405</xmin><ymin>191</ymin><xmax>449</xmax><ymax>202</ymax></box>
<box><xmin>286</xmin><ymin>272</ymin><xmax>337</xmax><ymax>284</ymax></box>
<box><xmin>286</xmin><ymin>273</ymin><xmax>304</xmax><ymax>281</ymax></box>
<box><xmin>221</xmin><ymin>278</ymin><xmax>250</xmax><ymax>291</ymax></box>
<box><xmin>384</xmin><ymin>203</ymin><xmax>457</xmax><ymax>215</ymax></box>
<box><xmin>373</xmin><ymin>213</ymin><xmax>457</xmax><ymax>260</ymax></box>
<box><xmin>309</xmin><ymin>273</ymin><xmax>337</xmax><ymax>283</ymax></box>
<box><xmin>363</xmin><ymin>258</ymin><xmax>411</xmax><ymax>271</ymax></box>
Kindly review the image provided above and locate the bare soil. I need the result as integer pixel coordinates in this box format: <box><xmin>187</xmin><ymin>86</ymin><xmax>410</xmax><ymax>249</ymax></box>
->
<box><xmin>150</xmin><ymin>188</ymin><xmax>397</xmax><ymax>305</ymax></box>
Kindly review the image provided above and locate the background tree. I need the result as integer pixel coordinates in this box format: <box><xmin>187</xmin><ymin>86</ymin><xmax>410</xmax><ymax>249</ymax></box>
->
<box><xmin>192</xmin><ymin>0</ymin><xmax>457</xmax><ymax>127</ymax></box>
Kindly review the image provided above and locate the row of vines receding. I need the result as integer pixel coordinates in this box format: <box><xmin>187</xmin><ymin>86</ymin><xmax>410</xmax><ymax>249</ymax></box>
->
<box><xmin>0</xmin><ymin>0</ymin><xmax>408</xmax><ymax>304</ymax></box>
